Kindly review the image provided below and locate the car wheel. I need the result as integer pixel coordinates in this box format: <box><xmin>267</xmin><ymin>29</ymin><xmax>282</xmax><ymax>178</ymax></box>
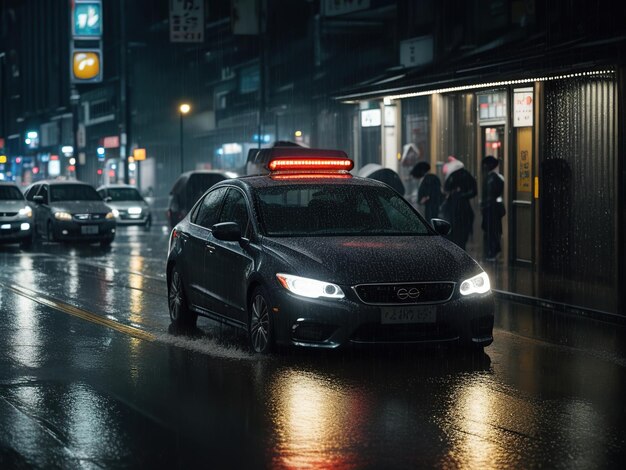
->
<box><xmin>20</xmin><ymin>235</ymin><xmax>33</xmax><ymax>249</ymax></box>
<box><xmin>47</xmin><ymin>221</ymin><xmax>55</xmax><ymax>242</ymax></box>
<box><xmin>248</xmin><ymin>286</ymin><xmax>274</xmax><ymax>354</ymax></box>
<box><xmin>100</xmin><ymin>237</ymin><xmax>114</xmax><ymax>248</ymax></box>
<box><xmin>168</xmin><ymin>267</ymin><xmax>197</xmax><ymax>328</ymax></box>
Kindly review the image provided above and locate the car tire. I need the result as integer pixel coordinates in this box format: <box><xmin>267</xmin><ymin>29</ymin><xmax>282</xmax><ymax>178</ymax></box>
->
<box><xmin>248</xmin><ymin>286</ymin><xmax>274</xmax><ymax>354</ymax></box>
<box><xmin>20</xmin><ymin>234</ymin><xmax>33</xmax><ymax>249</ymax></box>
<box><xmin>168</xmin><ymin>267</ymin><xmax>197</xmax><ymax>328</ymax></box>
<box><xmin>100</xmin><ymin>237</ymin><xmax>114</xmax><ymax>248</ymax></box>
<box><xmin>47</xmin><ymin>221</ymin><xmax>55</xmax><ymax>242</ymax></box>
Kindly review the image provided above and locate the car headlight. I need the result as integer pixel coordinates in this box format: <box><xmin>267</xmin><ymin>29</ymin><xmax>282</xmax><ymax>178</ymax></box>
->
<box><xmin>18</xmin><ymin>206</ymin><xmax>33</xmax><ymax>218</ymax></box>
<box><xmin>459</xmin><ymin>272</ymin><xmax>491</xmax><ymax>296</ymax></box>
<box><xmin>54</xmin><ymin>211</ymin><xmax>72</xmax><ymax>221</ymax></box>
<box><xmin>128</xmin><ymin>207</ymin><xmax>142</xmax><ymax>215</ymax></box>
<box><xmin>276</xmin><ymin>273</ymin><xmax>345</xmax><ymax>299</ymax></box>
<box><xmin>106</xmin><ymin>211</ymin><xmax>116</xmax><ymax>219</ymax></box>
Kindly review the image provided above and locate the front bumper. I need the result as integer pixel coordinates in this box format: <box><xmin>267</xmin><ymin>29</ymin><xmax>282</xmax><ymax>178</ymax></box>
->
<box><xmin>52</xmin><ymin>219</ymin><xmax>116</xmax><ymax>241</ymax></box>
<box><xmin>114</xmin><ymin>210</ymin><xmax>151</xmax><ymax>226</ymax></box>
<box><xmin>0</xmin><ymin>218</ymin><xmax>33</xmax><ymax>243</ymax></box>
<box><xmin>268</xmin><ymin>286</ymin><xmax>494</xmax><ymax>349</ymax></box>
<box><xmin>116</xmin><ymin>214</ymin><xmax>151</xmax><ymax>226</ymax></box>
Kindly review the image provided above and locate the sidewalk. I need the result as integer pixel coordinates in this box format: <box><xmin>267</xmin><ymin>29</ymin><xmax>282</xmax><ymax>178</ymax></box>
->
<box><xmin>467</xmin><ymin>247</ymin><xmax>624</xmax><ymax>325</ymax></box>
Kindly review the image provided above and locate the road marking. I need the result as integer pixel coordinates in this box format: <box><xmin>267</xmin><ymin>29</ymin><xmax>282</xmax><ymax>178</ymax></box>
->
<box><xmin>1</xmin><ymin>282</ymin><xmax>156</xmax><ymax>342</ymax></box>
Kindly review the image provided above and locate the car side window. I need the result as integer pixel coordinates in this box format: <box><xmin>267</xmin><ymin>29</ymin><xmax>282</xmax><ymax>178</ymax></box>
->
<box><xmin>192</xmin><ymin>187</ymin><xmax>227</xmax><ymax>229</ymax></box>
<box><xmin>38</xmin><ymin>185</ymin><xmax>49</xmax><ymax>204</ymax></box>
<box><xmin>219</xmin><ymin>189</ymin><xmax>250</xmax><ymax>237</ymax></box>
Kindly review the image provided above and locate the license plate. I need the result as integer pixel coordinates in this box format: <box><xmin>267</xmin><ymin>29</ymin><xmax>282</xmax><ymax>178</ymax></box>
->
<box><xmin>81</xmin><ymin>225</ymin><xmax>99</xmax><ymax>235</ymax></box>
<box><xmin>381</xmin><ymin>306</ymin><xmax>436</xmax><ymax>324</ymax></box>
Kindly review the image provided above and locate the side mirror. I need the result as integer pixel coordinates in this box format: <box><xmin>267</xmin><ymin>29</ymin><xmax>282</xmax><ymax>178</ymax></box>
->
<box><xmin>431</xmin><ymin>218</ymin><xmax>451</xmax><ymax>236</ymax></box>
<box><xmin>211</xmin><ymin>222</ymin><xmax>241</xmax><ymax>242</ymax></box>
<box><xmin>33</xmin><ymin>195</ymin><xmax>44</xmax><ymax>204</ymax></box>
<box><xmin>104</xmin><ymin>196</ymin><xmax>112</xmax><ymax>202</ymax></box>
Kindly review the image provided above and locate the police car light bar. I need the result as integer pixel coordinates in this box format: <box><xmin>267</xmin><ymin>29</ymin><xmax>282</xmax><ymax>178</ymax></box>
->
<box><xmin>267</xmin><ymin>157</ymin><xmax>354</xmax><ymax>172</ymax></box>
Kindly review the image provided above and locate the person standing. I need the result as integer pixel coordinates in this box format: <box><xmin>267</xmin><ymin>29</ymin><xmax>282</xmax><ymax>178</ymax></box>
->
<box><xmin>441</xmin><ymin>156</ymin><xmax>477</xmax><ymax>250</ymax></box>
<box><xmin>480</xmin><ymin>156</ymin><xmax>506</xmax><ymax>261</ymax></box>
<box><xmin>410</xmin><ymin>161</ymin><xmax>441</xmax><ymax>222</ymax></box>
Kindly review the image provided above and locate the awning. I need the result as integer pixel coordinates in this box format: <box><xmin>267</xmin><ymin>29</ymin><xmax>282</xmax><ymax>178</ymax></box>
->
<box><xmin>334</xmin><ymin>34</ymin><xmax>626</xmax><ymax>102</ymax></box>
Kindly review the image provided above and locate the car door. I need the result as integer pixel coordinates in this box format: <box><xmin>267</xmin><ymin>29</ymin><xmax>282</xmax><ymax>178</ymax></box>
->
<box><xmin>207</xmin><ymin>188</ymin><xmax>255</xmax><ymax>325</ymax></box>
<box><xmin>184</xmin><ymin>187</ymin><xmax>228</xmax><ymax>312</ymax></box>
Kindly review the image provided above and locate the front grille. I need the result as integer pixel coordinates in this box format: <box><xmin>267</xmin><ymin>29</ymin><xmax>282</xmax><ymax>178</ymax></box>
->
<box><xmin>350</xmin><ymin>322</ymin><xmax>458</xmax><ymax>344</ymax></box>
<box><xmin>73</xmin><ymin>213</ymin><xmax>105</xmax><ymax>221</ymax></box>
<box><xmin>353</xmin><ymin>282</ymin><xmax>455</xmax><ymax>305</ymax></box>
<box><xmin>0</xmin><ymin>212</ymin><xmax>18</xmax><ymax>217</ymax></box>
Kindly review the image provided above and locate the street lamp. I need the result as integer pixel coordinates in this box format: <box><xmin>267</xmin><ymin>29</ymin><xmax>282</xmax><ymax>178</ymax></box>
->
<box><xmin>179</xmin><ymin>103</ymin><xmax>191</xmax><ymax>173</ymax></box>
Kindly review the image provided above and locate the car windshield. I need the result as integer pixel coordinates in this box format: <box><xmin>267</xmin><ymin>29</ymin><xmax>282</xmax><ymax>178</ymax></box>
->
<box><xmin>50</xmin><ymin>184</ymin><xmax>101</xmax><ymax>202</ymax></box>
<box><xmin>107</xmin><ymin>188</ymin><xmax>143</xmax><ymax>201</ymax></box>
<box><xmin>256</xmin><ymin>183</ymin><xmax>432</xmax><ymax>237</ymax></box>
<box><xmin>0</xmin><ymin>186</ymin><xmax>24</xmax><ymax>201</ymax></box>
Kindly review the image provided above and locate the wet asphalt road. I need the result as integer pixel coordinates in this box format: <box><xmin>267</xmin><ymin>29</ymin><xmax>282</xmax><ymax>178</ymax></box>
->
<box><xmin>1</xmin><ymin>225</ymin><xmax>626</xmax><ymax>469</ymax></box>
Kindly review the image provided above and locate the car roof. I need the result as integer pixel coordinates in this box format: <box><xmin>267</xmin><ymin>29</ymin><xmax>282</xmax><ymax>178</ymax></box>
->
<box><xmin>218</xmin><ymin>174</ymin><xmax>390</xmax><ymax>191</ymax></box>
<box><xmin>33</xmin><ymin>179</ymin><xmax>94</xmax><ymax>186</ymax></box>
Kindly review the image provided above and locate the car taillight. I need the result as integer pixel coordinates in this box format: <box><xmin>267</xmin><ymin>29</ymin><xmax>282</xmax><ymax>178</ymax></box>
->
<box><xmin>169</xmin><ymin>229</ymin><xmax>178</xmax><ymax>252</ymax></box>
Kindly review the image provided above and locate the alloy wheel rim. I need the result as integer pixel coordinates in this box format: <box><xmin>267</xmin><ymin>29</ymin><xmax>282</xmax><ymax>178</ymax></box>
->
<box><xmin>250</xmin><ymin>294</ymin><xmax>269</xmax><ymax>352</ymax></box>
<box><xmin>169</xmin><ymin>272</ymin><xmax>182</xmax><ymax>320</ymax></box>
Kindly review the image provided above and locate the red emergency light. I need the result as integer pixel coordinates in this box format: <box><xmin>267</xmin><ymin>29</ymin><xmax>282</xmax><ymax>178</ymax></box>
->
<box><xmin>271</xmin><ymin>173</ymin><xmax>352</xmax><ymax>180</ymax></box>
<box><xmin>267</xmin><ymin>157</ymin><xmax>354</xmax><ymax>172</ymax></box>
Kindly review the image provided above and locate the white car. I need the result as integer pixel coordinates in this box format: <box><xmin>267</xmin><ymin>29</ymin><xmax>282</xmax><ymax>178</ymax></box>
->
<box><xmin>97</xmin><ymin>184</ymin><xmax>152</xmax><ymax>228</ymax></box>
<box><xmin>0</xmin><ymin>182</ymin><xmax>33</xmax><ymax>248</ymax></box>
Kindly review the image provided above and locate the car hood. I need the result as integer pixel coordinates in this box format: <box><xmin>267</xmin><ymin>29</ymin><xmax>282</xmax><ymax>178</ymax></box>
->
<box><xmin>50</xmin><ymin>200</ymin><xmax>113</xmax><ymax>213</ymax></box>
<box><xmin>0</xmin><ymin>200</ymin><xmax>28</xmax><ymax>213</ymax></box>
<box><xmin>106</xmin><ymin>201</ymin><xmax>149</xmax><ymax>210</ymax></box>
<box><xmin>262</xmin><ymin>235</ymin><xmax>482</xmax><ymax>285</ymax></box>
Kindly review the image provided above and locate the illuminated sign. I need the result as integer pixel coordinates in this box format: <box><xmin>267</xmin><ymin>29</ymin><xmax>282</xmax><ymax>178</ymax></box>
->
<box><xmin>133</xmin><ymin>148</ymin><xmax>146</xmax><ymax>161</ymax></box>
<box><xmin>102</xmin><ymin>136</ymin><xmax>120</xmax><ymax>148</ymax></box>
<box><xmin>514</xmin><ymin>88</ymin><xmax>534</xmax><ymax>127</ymax></box>
<box><xmin>361</xmin><ymin>109</ymin><xmax>381</xmax><ymax>127</ymax></box>
<box><xmin>73</xmin><ymin>1</ymin><xmax>102</xmax><ymax>38</ymax></box>
<box><xmin>72</xmin><ymin>50</ymin><xmax>102</xmax><ymax>81</ymax></box>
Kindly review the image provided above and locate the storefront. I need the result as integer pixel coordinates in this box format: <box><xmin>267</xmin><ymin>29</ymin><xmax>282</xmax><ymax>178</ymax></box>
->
<box><xmin>338</xmin><ymin>69</ymin><xmax>622</xmax><ymax>317</ymax></box>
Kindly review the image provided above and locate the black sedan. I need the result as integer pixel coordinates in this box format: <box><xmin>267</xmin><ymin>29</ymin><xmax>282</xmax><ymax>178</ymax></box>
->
<box><xmin>166</xmin><ymin>152</ymin><xmax>494</xmax><ymax>353</ymax></box>
<box><xmin>26</xmin><ymin>180</ymin><xmax>117</xmax><ymax>246</ymax></box>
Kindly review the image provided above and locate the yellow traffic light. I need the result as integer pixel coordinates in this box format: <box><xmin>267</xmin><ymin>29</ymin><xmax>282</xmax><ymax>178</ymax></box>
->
<box><xmin>72</xmin><ymin>51</ymin><xmax>101</xmax><ymax>80</ymax></box>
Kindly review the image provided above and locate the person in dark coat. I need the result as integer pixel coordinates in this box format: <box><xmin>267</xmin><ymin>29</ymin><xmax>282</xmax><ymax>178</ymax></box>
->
<box><xmin>410</xmin><ymin>161</ymin><xmax>441</xmax><ymax>222</ymax></box>
<box><xmin>480</xmin><ymin>155</ymin><xmax>506</xmax><ymax>261</ymax></box>
<box><xmin>441</xmin><ymin>156</ymin><xmax>477</xmax><ymax>250</ymax></box>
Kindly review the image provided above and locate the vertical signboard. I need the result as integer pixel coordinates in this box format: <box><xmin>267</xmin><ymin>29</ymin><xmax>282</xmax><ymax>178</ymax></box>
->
<box><xmin>513</xmin><ymin>88</ymin><xmax>534</xmax><ymax>127</ymax></box>
<box><xmin>70</xmin><ymin>0</ymin><xmax>103</xmax><ymax>83</ymax></box>
<box><xmin>170</xmin><ymin>0</ymin><xmax>205</xmax><ymax>43</ymax></box>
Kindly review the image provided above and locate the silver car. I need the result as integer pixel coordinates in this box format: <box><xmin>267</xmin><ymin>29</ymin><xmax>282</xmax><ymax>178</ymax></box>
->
<box><xmin>97</xmin><ymin>184</ymin><xmax>152</xmax><ymax>228</ymax></box>
<box><xmin>0</xmin><ymin>182</ymin><xmax>34</xmax><ymax>248</ymax></box>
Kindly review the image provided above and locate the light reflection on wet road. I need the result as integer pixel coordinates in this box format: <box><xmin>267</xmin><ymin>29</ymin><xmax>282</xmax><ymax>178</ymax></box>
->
<box><xmin>1</xmin><ymin>225</ymin><xmax>625</xmax><ymax>468</ymax></box>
